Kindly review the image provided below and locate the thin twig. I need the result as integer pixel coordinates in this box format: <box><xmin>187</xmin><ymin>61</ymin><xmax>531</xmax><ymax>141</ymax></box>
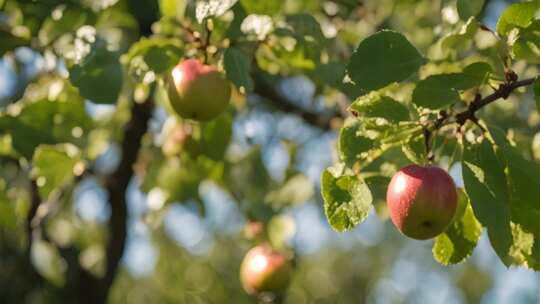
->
<box><xmin>422</xmin><ymin>76</ymin><xmax>537</xmax><ymax>162</ymax></box>
<box><xmin>454</xmin><ymin>77</ymin><xmax>536</xmax><ymax>126</ymax></box>
<box><xmin>26</xmin><ymin>180</ymin><xmax>41</xmax><ymax>257</ymax></box>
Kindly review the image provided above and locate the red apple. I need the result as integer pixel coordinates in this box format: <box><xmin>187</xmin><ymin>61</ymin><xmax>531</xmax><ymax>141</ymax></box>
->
<box><xmin>240</xmin><ymin>244</ymin><xmax>292</xmax><ymax>295</ymax></box>
<box><xmin>386</xmin><ymin>165</ymin><xmax>458</xmax><ymax>240</ymax></box>
<box><xmin>166</xmin><ymin>59</ymin><xmax>231</xmax><ymax>121</ymax></box>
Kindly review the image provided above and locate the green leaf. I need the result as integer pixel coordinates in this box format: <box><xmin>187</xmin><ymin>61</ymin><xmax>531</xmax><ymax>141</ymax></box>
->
<box><xmin>69</xmin><ymin>41</ymin><xmax>123</xmax><ymax>104</ymax></box>
<box><xmin>413</xmin><ymin>75</ymin><xmax>461</xmax><ymax>109</ymax></box>
<box><xmin>286</xmin><ymin>13</ymin><xmax>324</xmax><ymax>41</ymax></box>
<box><xmin>159</xmin><ymin>0</ymin><xmax>186</xmax><ymax>18</ymax></box>
<box><xmin>95</xmin><ymin>8</ymin><xmax>139</xmax><ymax>53</ymax></box>
<box><xmin>513</xmin><ymin>20</ymin><xmax>540</xmax><ymax>63</ymax></box>
<box><xmin>535</xmin><ymin>77</ymin><xmax>540</xmax><ymax>114</ymax></box>
<box><xmin>312</xmin><ymin>62</ymin><xmax>364</xmax><ymax>99</ymax></box>
<box><xmin>38</xmin><ymin>7</ymin><xmax>87</xmax><ymax>46</ymax></box>
<box><xmin>31</xmin><ymin>240</ymin><xmax>66</xmax><ymax>286</ymax></box>
<box><xmin>321</xmin><ymin>164</ymin><xmax>373</xmax><ymax>232</ymax></box>
<box><xmin>519</xmin><ymin>20</ymin><xmax>540</xmax><ymax>48</ymax></box>
<box><xmin>226</xmin><ymin>147</ymin><xmax>271</xmax><ymax>205</ymax></box>
<box><xmin>459</xmin><ymin>62</ymin><xmax>493</xmax><ymax>88</ymax></box>
<box><xmin>189</xmin><ymin>113</ymin><xmax>233</xmax><ymax>161</ymax></box>
<box><xmin>350</xmin><ymin>92</ymin><xmax>410</xmax><ymax>123</ymax></box>
<box><xmin>240</xmin><ymin>0</ymin><xmax>282</xmax><ymax>15</ymax></box>
<box><xmin>440</xmin><ymin>17</ymin><xmax>479</xmax><ymax>54</ymax></box>
<box><xmin>338</xmin><ymin>121</ymin><xmax>374</xmax><ymax>168</ymax></box>
<box><xmin>433</xmin><ymin>190</ymin><xmax>482</xmax><ymax>265</ymax></box>
<box><xmin>0</xmin><ymin>29</ymin><xmax>29</xmax><ymax>56</ymax></box>
<box><xmin>195</xmin><ymin>0</ymin><xmax>238</xmax><ymax>23</ymax></box>
<box><xmin>266</xmin><ymin>174</ymin><xmax>314</xmax><ymax>208</ymax></box>
<box><xmin>364</xmin><ymin>175</ymin><xmax>391</xmax><ymax>218</ymax></box>
<box><xmin>488</xmin><ymin>126</ymin><xmax>540</xmax><ymax>269</ymax></box>
<box><xmin>0</xmin><ymin>181</ymin><xmax>17</xmax><ymax>230</ymax></box>
<box><xmin>401</xmin><ymin>134</ymin><xmax>427</xmax><ymax>164</ymax></box>
<box><xmin>513</xmin><ymin>40</ymin><xmax>540</xmax><ymax>64</ymax></box>
<box><xmin>496</xmin><ymin>1</ymin><xmax>539</xmax><ymax>36</ymax></box>
<box><xmin>347</xmin><ymin>30</ymin><xmax>425</xmax><ymax>91</ymax></box>
<box><xmin>259</xmin><ymin>28</ymin><xmax>320</xmax><ymax>70</ymax></box>
<box><xmin>144</xmin><ymin>155</ymin><xmax>223</xmax><ymax>207</ymax></box>
<box><xmin>489</xmin><ymin>127</ymin><xmax>540</xmax><ymax>215</ymax></box>
<box><xmin>223</xmin><ymin>48</ymin><xmax>254</xmax><ymax>92</ymax></box>
<box><xmin>462</xmin><ymin>139</ymin><xmax>513</xmax><ymax>265</ymax></box>
<box><xmin>32</xmin><ymin>144</ymin><xmax>81</xmax><ymax>199</ymax></box>
<box><xmin>123</xmin><ymin>37</ymin><xmax>183</xmax><ymax>76</ymax></box>
<box><xmin>413</xmin><ymin>62</ymin><xmax>491</xmax><ymax>109</ymax></box>
<box><xmin>268</xmin><ymin>215</ymin><xmax>295</xmax><ymax>250</ymax></box>
<box><xmin>8</xmin><ymin>95</ymin><xmax>92</xmax><ymax>159</ymax></box>
<box><xmin>457</xmin><ymin>0</ymin><xmax>485</xmax><ymax>20</ymax></box>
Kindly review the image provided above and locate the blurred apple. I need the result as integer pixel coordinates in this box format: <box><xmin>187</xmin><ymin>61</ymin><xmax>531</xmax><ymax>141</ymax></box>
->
<box><xmin>386</xmin><ymin>164</ymin><xmax>457</xmax><ymax>240</ymax></box>
<box><xmin>240</xmin><ymin>244</ymin><xmax>292</xmax><ymax>295</ymax></box>
<box><xmin>166</xmin><ymin>59</ymin><xmax>231</xmax><ymax>121</ymax></box>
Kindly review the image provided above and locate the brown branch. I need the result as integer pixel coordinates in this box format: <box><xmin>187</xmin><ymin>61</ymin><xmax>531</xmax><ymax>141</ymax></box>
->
<box><xmin>103</xmin><ymin>97</ymin><xmax>153</xmax><ymax>295</ymax></box>
<box><xmin>22</xmin><ymin>179</ymin><xmax>44</xmax><ymax>288</ymax></box>
<box><xmin>455</xmin><ymin>77</ymin><xmax>536</xmax><ymax>125</ymax></box>
<box><xmin>422</xmin><ymin>76</ymin><xmax>537</xmax><ymax>160</ymax></box>
<box><xmin>252</xmin><ymin>71</ymin><xmax>346</xmax><ymax>130</ymax></box>
<box><xmin>25</xmin><ymin>180</ymin><xmax>40</xmax><ymax>256</ymax></box>
<box><xmin>78</xmin><ymin>97</ymin><xmax>154</xmax><ymax>304</ymax></box>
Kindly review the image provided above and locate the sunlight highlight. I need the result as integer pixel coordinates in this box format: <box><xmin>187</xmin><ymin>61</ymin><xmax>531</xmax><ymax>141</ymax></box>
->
<box><xmin>172</xmin><ymin>68</ymin><xmax>184</xmax><ymax>87</ymax></box>
<box><xmin>394</xmin><ymin>174</ymin><xmax>407</xmax><ymax>194</ymax></box>
<box><xmin>250</xmin><ymin>253</ymin><xmax>268</xmax><ymax>273</ymax></box>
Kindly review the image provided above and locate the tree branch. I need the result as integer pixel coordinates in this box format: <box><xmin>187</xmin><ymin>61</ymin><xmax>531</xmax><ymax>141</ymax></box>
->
<box><xmin>424</xmin><ymin>76</ymin><xmax>537</xmax><ymax>152</ymax></box>
<box><xmin>26</xmin><ymin>180</ymin><xmax>40</xmax><ymax>256</ymax></box>
<box><xmin>252</xmin><ymin>71</ymin><xmax>346</xmax><ymax>130</ymax></box>
<box><xmin>454</xmin><ymin>77</ymin><xmax>537</xmax><ymax>125</ymax></box>
<box><xmin>78</xmin><ymin>97</ymin><xmax>154</xmax><ymax>304</ymax></box>
<box><xmin>22</xmin><ymin>179</ymin><xmax>45</xmax><ymax>288</ymax></box>
<box><xmin>103</xmin><ymin>97</ymin><xmax>153</xmax><ymax>295</ymax></box>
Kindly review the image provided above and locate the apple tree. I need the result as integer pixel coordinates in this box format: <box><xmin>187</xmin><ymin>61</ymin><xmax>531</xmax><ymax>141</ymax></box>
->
<box><xmin>321</xmin><ymin>0</ymin><xmax>540</xmax><ymax>270</ymax></box>
<box><xmin>0</xmin><ymin>0</ymin><xmax>538</xmax><ymax>303</ymax></box>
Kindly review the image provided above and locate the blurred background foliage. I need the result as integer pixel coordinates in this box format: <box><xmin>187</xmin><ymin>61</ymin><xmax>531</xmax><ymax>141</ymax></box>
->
<box><xmin>0</xmin><ymin>0</ymin><xmax>539</xmax><ymax>303</ymax></box>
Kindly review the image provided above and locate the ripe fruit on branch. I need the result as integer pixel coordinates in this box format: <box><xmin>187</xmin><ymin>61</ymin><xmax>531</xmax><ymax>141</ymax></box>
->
<box><xmin>240</xmin><ymin>244</ymin><xmax>292</xmax><ymax>295</ymax></box>
<box><xmin>386</xmin><ymin>165</ymin><xmax>458</xmax><ymax>240</ymax></box>
<box><xmin>166</xmin><ymin>59</ymin><xmax>231</xmax><ymax>121</ymax></box>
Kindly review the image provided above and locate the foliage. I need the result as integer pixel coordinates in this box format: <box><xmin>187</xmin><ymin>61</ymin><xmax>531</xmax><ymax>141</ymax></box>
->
<box><xmin>0</xmin><ymin>0</ymin><xmax>539</xmax><ymax>303</ymax></box>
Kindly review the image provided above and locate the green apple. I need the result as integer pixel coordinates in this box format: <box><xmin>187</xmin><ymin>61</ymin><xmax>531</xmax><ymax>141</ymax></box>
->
<box><xmin>240</xmin><ymin>244</ymin><xmax>292</xmax><ymax>295</ymax></box>
<box><xmin>386</xmin><ymin>164</ymin><xmax>458</xmax><ymax>240</ymax></box>
<box><xmin>166</xmin><ymin>59</ymin><xmax>231</xmax><ymax>121</ymax></box>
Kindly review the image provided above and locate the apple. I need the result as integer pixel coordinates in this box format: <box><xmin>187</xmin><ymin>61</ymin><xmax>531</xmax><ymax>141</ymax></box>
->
<box><xmin>386</xmin><ymin>164</ymin><xmax>458</xmax><ymax>240</ymax></box>
<box><xmin>240</xmin><ymin>244</ymin><xmax>292</xmax><ymax>295</ymax></box>
<box><xmin>243</xmin><ymin>221</ymin><xmax>264</xmax><ymax>240</ymax></box>
<box><xmin>166</xmin><ymin>59</ymin><xmax>231</xmax><ymax>121</ymax></box>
